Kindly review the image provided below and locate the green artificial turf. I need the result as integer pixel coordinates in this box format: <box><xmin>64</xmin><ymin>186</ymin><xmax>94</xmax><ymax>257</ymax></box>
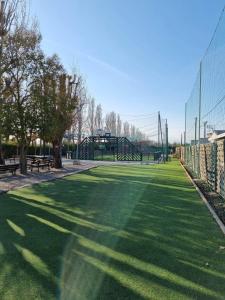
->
<box><xmin>0</xmin><ymin>160</ymin><xmax>225</xmax><ymax>299</ymax></box>
<box><xmin>93</xmin><ymin>154</ymin><xmax>115</xmax><ymax>161</ymax></box>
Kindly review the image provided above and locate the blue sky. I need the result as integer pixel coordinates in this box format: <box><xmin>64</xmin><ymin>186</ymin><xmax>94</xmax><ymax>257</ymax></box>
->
<box><xmin>30</xmin><ymin>0</ymin><xmax>225</xmax><ymax>142</ymax></box>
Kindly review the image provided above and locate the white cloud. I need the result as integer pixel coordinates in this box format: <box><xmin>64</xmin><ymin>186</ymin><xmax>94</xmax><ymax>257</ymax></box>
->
<box><xmin>85</xmin><ymin>54</ymin><xmax>135</xmax><ymax>82</ymax></box>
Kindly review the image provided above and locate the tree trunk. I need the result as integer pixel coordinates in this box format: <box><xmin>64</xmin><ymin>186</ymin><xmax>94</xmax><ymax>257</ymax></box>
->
<box><xmin>20</xmin><ymin>144</ymin><xmax>27</xmax><ymax>174</ymax></box>
<box><xmin>40</xmin><ymin>139</ymin><xmax>42</xmax><ymax>155</ymax></box>
<box><xmin>52</xmin><ymin>140</ymin><xmax>62</xmax><ymax>168</ymax></box>
<box><xmin>43</xmin><ymin>140</ymin><xmax>46</xmax><ymax>156</ymax></box>
<box><xmin>0</xmin><ymin>134</ymin><xmax>5</xmax><ymax>165</ymax></box>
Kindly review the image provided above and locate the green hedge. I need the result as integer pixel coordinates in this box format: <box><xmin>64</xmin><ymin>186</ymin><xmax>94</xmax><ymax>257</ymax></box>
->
<box><xmin>1</xmin><ymin>142</ymin><xmax>77</xmax><ymax>158</ymax></box>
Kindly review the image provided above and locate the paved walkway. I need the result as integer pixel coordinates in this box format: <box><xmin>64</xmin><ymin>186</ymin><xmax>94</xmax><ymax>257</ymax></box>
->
<box><xmin>0</xmin><ymin>161</ymin><xmax>96</xmax><ymax>193</ymax></box>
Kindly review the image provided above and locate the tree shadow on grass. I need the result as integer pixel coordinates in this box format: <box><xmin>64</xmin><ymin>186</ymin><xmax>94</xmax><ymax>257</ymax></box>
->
<box><xmin>0</xmin><ymin>163</ymin><xmax>225</xmax><ymax>299</ymax></box>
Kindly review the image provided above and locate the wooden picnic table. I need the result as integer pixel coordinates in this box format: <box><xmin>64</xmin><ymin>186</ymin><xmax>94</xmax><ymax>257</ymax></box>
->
<box><xmin>26</xmin><ymin>155</ymin><xmax>53</xmax><ymax>172</ymax></box>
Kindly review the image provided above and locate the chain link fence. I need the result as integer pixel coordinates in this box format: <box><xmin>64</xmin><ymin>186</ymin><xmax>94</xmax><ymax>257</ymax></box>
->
<box><xmin>185</xmin><ymin>7</ymin><xmax>225</xmax><ymax>185</ymax></box>
<box><xmin>184</xmin><ymin>7</ymin><xmax>225</xmax><ymax>200</ymax></box>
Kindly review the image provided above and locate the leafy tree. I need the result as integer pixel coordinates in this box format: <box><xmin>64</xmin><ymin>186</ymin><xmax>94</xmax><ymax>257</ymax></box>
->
<box><xmin>34</xmin><ymin>55</ymin><xmax>82</xmax><ymax>168</ymax></box>
<box><xmin>2</xmin><ymin>24</ymin><xmax>43</xmax><ymax>173</ymax></box>
<box><xmin>0</xmin><ymin>0</ymin><xmax>23</xmax><ymax>164</ymax></box>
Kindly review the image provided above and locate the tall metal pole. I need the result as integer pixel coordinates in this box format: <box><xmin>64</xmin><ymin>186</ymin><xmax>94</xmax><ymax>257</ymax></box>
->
<box><xmin>158</xmin><ymin>111</ymin><xmax>160</xmax><ymax>150</ymax></box>
<box><xmin>194</xmin><ymin>116</ymin><xmax>198</xmax><ymax>173</ymax></box>
<box><xmin>166</xmin><ymin>119</ymin><xmax>168</xmax><ymax>161</ymax></box>
<box><xmin>184</xmin><ymin>102</ymin><xmax>187</xmax><ymax>164</ymax></box>
<box><xmin>198</xmin><ymin>62</ymin><xmax>202</xmax><ymax>177</ymax></box>
<box><xmin>194</xmin><ymin>117</ymin><xmax>197</xmax><ymax>145</ymax></box>
<box><xmin>158</xmin><ymin>112</ymin><xmax>164</xmax><ymax>161</ymax></box>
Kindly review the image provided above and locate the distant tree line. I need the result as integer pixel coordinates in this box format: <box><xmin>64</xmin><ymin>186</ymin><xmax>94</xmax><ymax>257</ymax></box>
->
<box><xmin>70</xmin><ymin>97</ymin><xmax>149</xmax><ymax>143</ymax></box>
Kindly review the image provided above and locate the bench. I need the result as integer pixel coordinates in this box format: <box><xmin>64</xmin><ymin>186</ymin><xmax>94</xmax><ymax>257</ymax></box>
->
<box><xmin>0</xmin><ymin>164</ymin><xmax>19</xmax><ymax>175</ymax></box>
<box><xmin>27</xmin><ymin>158</ymin><xmax>50</xmax><ymax>172</ymax></box>
<box><xmin>8</xmin><ymin>156</ymin><xmax>20</xmax><ymax>164</ymax></box>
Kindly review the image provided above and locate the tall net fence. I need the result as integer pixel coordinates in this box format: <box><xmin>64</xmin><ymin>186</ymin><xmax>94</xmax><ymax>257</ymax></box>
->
<box><xmin>160</xmin><ymin>117</ymin><xmax>168</xmax><ymax>158</ymax></box>
<box><xmin>122</xmin><ymin>111</ymin><xmax>169</xmax><ymax>161</ymax></box>
<box><xmin>185</xmin><ymin>7</ymin><xmax>225</xmax><ymax>176</ymax></box>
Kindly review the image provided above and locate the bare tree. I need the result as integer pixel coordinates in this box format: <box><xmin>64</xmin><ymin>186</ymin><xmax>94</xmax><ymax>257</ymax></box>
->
<box><xmin>105</xmin><ymin>111</ymin><xmax>117</xmax><ymax>136</ymax></box>
<box><xmin>73</xmin><ymin>79</ymin><xmax>87</xmax><ymax>144</ymax></box>
<box><xmin>87</xmin><ymin>97</ymin><xmax>95</xmax><ymax>136</ymax></box>
<box><xmin>0</xmin><ymin>0</ymin><xmax>21</xmax><ymax>36</ymax></box>
<box><xmin>130</xmin><ymin>124</ymin><xmax>136</xmax><ymax>140</ymax></box>
<box><xmin>94</xmin><ymin>104</ymin><xmax>103</xmax><ymax>131</ymax></box>
<box><xmin>136</xmin><ymin>128</ymin><xmax>146</xmax><ymax>141</ymax></box>
<box><xmin>123</xmin><ymin>121</ymin><xmax>130</xmax><ymax>137</ymax></box>
<box><xmin>116</xmin><ymin>114</ymin><xmax>122</xmax><ymax>137</ymax></box>
<box><xmin>0</xmin><ymin>0</ymin><xmax>27</xmax><ymax>76</ymax></box>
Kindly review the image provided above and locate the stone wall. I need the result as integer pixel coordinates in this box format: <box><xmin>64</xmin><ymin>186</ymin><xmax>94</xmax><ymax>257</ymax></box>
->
<box><xmin>217</xmin><ymin>140</ymin><xmax>225</xmax><ymax>198</ymax></box>
<box><xmin>199</xmin><ymin>144</ymin><xmax>207</xmax><ymax>180</ymax></box>
<box><xmin>205</xmin><ymin>143</ymin><xmax>217</xmax><ymax>191</ymax></box>
<box><xmin>195</xmin><ymin>143</ymin><xmax>217</xmax><ymax>189</ymax></box>
<box><xmin>183</xmin><ymin>141</ymin><xmax>225</xmax><ymax>198</ymax></box>
<box><xmin>175</xmin><ymin>146</ymin><xmax>185</xmax><ymax>162</ymax></box>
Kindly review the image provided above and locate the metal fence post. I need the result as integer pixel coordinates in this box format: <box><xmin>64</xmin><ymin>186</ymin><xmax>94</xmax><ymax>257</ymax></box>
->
<box><xmin>198</xmin><ymin>61</ymin><xmax>202</xmax><ymax>178</ymax></box>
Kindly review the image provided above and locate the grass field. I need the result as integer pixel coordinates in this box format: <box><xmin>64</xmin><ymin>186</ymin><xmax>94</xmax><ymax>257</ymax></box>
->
<box><xmin>0</xmin><ymin>160</ymin><xmax>225</xmax><ymax>299</ymax></box>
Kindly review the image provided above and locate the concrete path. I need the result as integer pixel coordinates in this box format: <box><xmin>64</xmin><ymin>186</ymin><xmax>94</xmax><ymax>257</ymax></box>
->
<box><xmin>0</xmin><ymin>161</ymin><xmax>96</xmax><ymax>193</ymax></box>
